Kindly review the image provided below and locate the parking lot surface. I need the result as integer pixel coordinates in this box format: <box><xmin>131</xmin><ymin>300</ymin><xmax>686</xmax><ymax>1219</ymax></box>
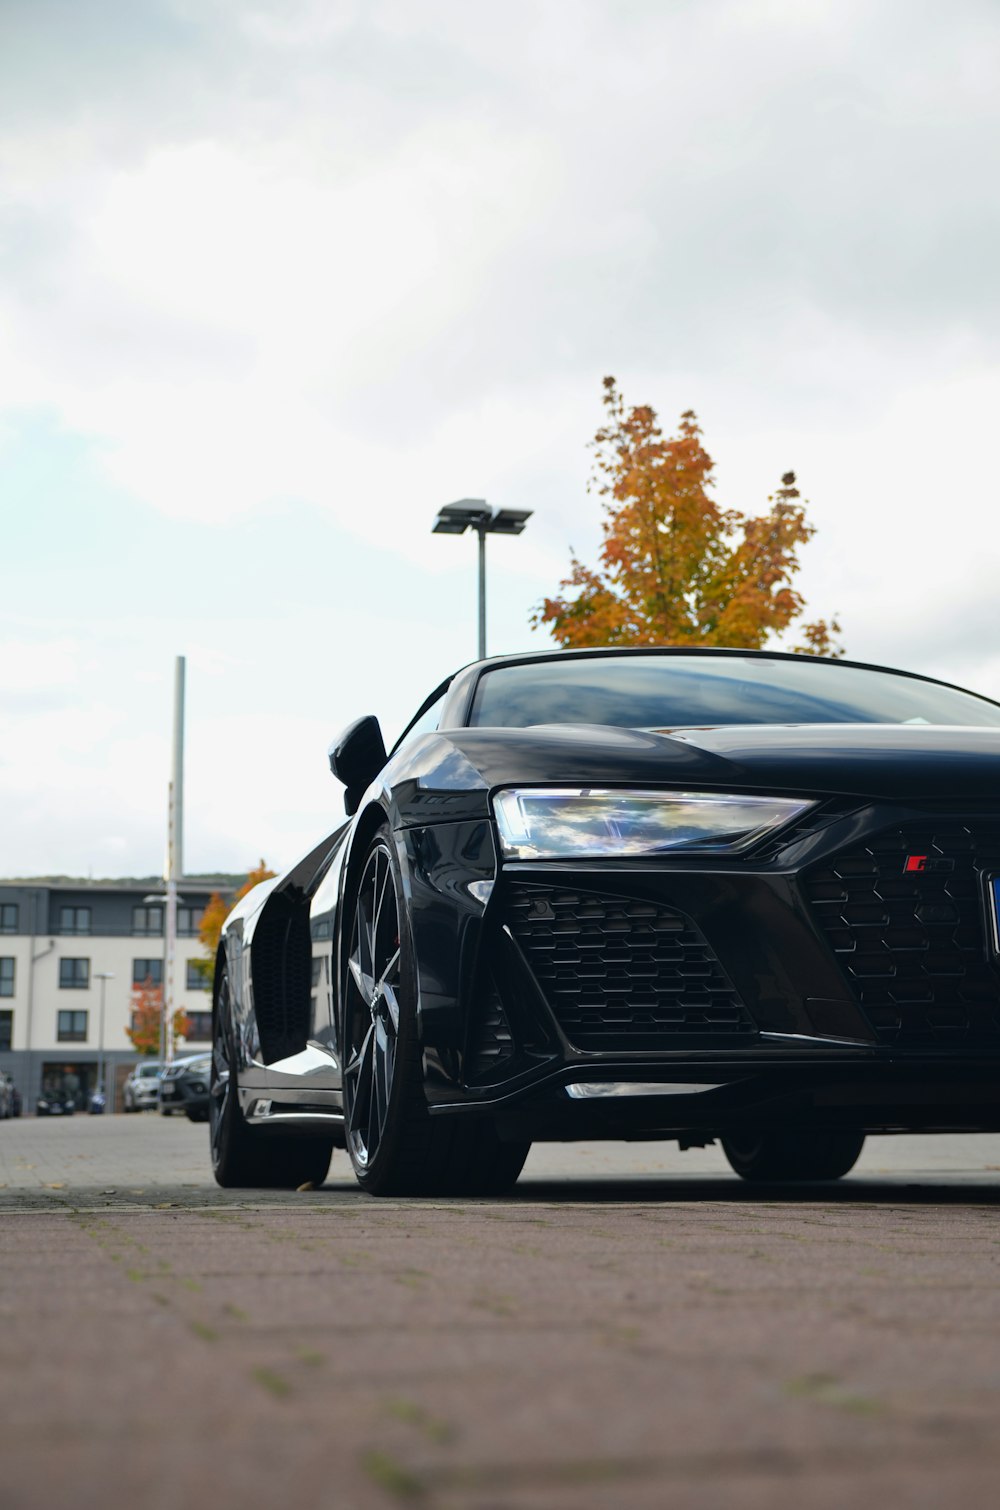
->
<box><xmin>3</xmin><ymin>1117</ymin><xmax>1000</xmax><ymax>1509</ymax></box>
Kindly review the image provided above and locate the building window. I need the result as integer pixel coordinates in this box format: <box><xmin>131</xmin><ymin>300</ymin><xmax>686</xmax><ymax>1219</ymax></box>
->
<box><xmin>184</xmin><ymin>1011</ymin><xmax>211</xmax><ymax>1041</ymax></box>
<box><xmin>177</xmin><ymin>906</ymin><xmax>204</xmax><ymax>937</ymax></box>
<box><xmin>59</xmin><ymin>958</ymin><xmax>90</xmax><ymax>990</ymax></box>
<box><xmin>59</xmin><ymin>906</ymin><xmax>91</xmax><ymax>935</ymax></box>
<box><xmin>132</xmin><ymin>905</ymin><xmax>163</xmax><ymax>937</ymax></box>
<box><xmin>0</xmin><ymin>958</ymin><xmax>14</xmax><ymax>997</ymax></box>
<box><xmin>0</xmin><ymin>1009</ymin><xmax>11</xmax><ymax>1050</ymax></box>
<box><xmin>0</xmin><ymin>903</ymin><xmax>18</xmax><ymax>933</ymax></box>
<box><xmin>57</xmin><ymin>1009</ymin><xmax>88</xmax><ymax>1042</ymax></box>
<box><xmin>133</xmin><ymin>959</ymin><xmax>163</xmax><ymax>988</ymax></box>
<box><xmin>185</xmin><ymin>961</ymin><xmax>209</xmax><ymax>991</ymax></box>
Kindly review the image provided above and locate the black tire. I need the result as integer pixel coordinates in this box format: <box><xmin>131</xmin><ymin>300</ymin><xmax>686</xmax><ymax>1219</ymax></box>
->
<box><xmin>210</xmin><ymin>971</ymin><xmax>334</xmax><ymax>1189</ymax></box>
<box><xmin>722</xmin><ymin>1129</ymin><xmax>865</xmax><ymax>1183</ymax></box>
<box><xmin>186</xmin><ymin>1107</ymin><xmax>210</xmax><ymax>1123</ymax></box>
<box><xmin>342</xmin><ymin>824</ymin><xmax>529</xmax><ymax>1197</ymax></box>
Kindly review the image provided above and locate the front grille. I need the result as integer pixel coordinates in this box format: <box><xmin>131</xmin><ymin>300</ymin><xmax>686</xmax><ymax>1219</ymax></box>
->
<box><xmin>505</xmin><ymin>884</ymin><xmax>754</xmax><ymax>1051</ymax></box>
<box><xmin>805</xmin><ymin>822</ymin><xmax>1000</xmax><ymax>1041</ymax></box>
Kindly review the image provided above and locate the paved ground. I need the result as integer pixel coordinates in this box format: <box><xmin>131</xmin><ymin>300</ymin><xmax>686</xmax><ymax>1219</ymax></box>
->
<box><xmin>3</xmin><ymin>1117</ymin><xmax>1000</xmax><ymax>1509</ymax></box>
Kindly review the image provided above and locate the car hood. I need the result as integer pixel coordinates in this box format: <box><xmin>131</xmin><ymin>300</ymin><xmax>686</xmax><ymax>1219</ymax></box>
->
<box><xmin>388</xmin><ymin>721</ymin><xmax>1000</xmax><ymax>822</ymax></box>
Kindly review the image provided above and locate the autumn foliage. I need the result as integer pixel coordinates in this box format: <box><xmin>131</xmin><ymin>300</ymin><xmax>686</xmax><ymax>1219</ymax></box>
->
<box><xmin>534</xmin><ymin>378</ymin><xmax>841</xmax><ymax>655</ymax></box>
<box><xmin>126</xmin><ymin>978</ymin><xmax>191</xmax><ymax>1057</ymax></box>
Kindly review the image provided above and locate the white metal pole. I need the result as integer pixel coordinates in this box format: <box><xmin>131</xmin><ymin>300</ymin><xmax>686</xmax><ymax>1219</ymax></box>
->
<box><xmin>164</xmin><ymin>877</ymin><xmax>177</xmax><ymax>1064</ymax></box>
<box><xmin>163</xmin><ymin>656</ymin><xmax>185</xmax><ymax>1066</ymax></box>
<box><xmin>477</xmin><ymin>524</ymin><xmax>487</xmax><ymax>661</ymax></box>
<box><xmin>94</xmin><ymin>971</ymin><xmax>113</xmax><ymax>1108</ymax></box>
<box><xmin>98</xmin><ymin>976</ymin><xmax>105</xmax><ymax>1099</ymax></box>
<box><xmin>172</xmin><ymin>655</ymin><xmax>185</xmax><ymax>882</ymax></box>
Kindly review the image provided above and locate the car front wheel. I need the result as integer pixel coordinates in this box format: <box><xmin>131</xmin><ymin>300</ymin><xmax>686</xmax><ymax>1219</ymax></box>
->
<box><xmin>341</xmin><ymin>825</ymin><xmax>529</xmax><ymax>1197</ymax></box>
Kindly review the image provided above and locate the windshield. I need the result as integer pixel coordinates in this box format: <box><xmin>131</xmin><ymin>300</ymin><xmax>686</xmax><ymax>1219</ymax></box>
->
<box><xmin>469</xmin><ymin>655</ymin><xmax>1000</xmax><ymax>731</ymax></box>
<box><xmin>138</xmin><ymin>1064</ymin><xmax>161</xmax><ymax>1078</ymax></box>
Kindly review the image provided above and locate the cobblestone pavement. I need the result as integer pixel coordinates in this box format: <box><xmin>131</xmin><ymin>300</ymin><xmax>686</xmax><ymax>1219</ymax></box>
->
<box><xmin>3</xmin><ymin>1117</ymin><xmax>1000</xmax><ymax>1509</ymax></box>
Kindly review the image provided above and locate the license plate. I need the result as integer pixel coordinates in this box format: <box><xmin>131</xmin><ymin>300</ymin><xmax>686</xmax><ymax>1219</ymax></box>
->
<box><xmin>160</xmin><ymin>1086</ymin><xmax>174</xmax><ymax>1097</ymax></box>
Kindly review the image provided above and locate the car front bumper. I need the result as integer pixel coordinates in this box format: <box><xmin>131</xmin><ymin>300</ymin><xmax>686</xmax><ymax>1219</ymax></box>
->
<box><xmin>401</xmin><ymin>804</ymin><xmax>1000</xmax><ymax>1136</ymax></box>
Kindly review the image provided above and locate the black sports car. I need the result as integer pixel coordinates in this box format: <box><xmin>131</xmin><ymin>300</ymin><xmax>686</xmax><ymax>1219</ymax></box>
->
<box><xmin>211</xmin><ymin>647</ymin><xmax>1000</xmax><ymax>1194</ymax></box>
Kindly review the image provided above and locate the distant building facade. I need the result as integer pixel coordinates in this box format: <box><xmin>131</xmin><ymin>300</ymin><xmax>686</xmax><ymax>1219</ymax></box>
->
<box><xmin>0</xmin><ymin>877</ymin><xmax>236</xmax><ymax>1113</ymax></box>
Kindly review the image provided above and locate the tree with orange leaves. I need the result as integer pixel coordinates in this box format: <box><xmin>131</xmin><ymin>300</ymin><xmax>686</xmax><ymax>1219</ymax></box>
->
<box><xmin>534</xmin><ymin>378</ymin><xmax>841</xmax><ymax>656</ymax></box>
<box><xmin>126</xmin><ymin>978</ymin><xmax>191</xmax><ymax>1056</ymax></box>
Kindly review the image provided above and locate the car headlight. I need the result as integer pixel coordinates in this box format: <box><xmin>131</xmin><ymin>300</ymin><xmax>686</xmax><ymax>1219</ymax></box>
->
<box><xmin>493</xmin><ymin>788</ymin><xmax>816</xmax><ymax>860</ymax></box>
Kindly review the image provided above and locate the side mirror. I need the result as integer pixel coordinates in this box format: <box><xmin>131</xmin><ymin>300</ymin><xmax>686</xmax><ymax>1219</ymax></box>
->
<box><xmin>328</xmin><ymin>715</ymin><xmax>387</xmax><ymax>816</ymax></box>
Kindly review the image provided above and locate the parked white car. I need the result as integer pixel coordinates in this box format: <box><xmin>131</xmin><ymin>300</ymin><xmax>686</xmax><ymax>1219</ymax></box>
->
<box><xmin>122</xmin><ymin>1061</ymin><xmax>163</xmax><ymax>1112</ymax></box>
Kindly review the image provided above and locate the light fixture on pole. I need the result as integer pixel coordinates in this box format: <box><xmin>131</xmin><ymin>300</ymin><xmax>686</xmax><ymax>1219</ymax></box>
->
<box><xmin>94</xmin><ymin>972</ymin><xmax>115</xmax><ymax>1110</ymax></box>
<box><xmin>432</xmin><ymin>500</ymin><xmax>532</xmax><ymax>660</ymax></box>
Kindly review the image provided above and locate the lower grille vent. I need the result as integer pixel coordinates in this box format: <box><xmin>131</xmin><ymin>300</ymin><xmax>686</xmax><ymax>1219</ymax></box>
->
<box><xmin>466</xmin><ymin>980</ymin><xmax>515</xmax><ymax>1082</ymax></box>
<box><xmin>505</xmin><ymin>885</ymin><xmax>754</xmax><ymax>1051</ymax></box>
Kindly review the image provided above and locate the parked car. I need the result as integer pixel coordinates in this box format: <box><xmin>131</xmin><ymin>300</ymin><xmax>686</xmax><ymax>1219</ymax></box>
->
<box><xmin>0</xmin><ymin>1072</ymin><xmax>13</xmax><ymax>1119</ymax></box>
<box><xmin>122</xmin><ymin>1061</ymin><xmax>163</xmax><ymax>1112</ymax></box>
<box><xmin>158</xmin><ymin>1054</ymin><xmax>211</xmax><ymax>1121</ymax></box>
<box><xmin>36</xmin><ymin>1088</ymin><xmax>76</xmax><ymax>1116</ymax></box>
<box><xmin>211</xmin><ymin>647</ymin><xmax>1000</xmax><ymax>1195</ymax></box>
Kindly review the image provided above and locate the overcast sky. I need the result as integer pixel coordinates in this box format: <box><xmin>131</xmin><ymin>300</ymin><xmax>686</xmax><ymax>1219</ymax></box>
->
<box><xmin>3</xmin><ymin>0</ymin><xmax>1000</xmax><ymax>879</ymax></box>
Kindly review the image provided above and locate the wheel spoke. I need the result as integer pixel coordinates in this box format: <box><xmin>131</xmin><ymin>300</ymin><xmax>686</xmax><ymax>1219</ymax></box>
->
<box><xmin>348</xmin><ymin>951</ymin><xmax>374</xmax><ymax>1003</ymax></box>
<box><xmin>353</xmin><ymin>898</ymin><xmax>374</xmax><ymax>998</ymax></box>
<box><xmin>367</xmin><ymin>1039</ymin><xmax>380</xmax><ymax>1154</ymax></box>
<box><xmin>383</xmin><ymin>1031</ymin><xmax>395</xmax><ymax>1101</ymax></box>
<box><xmin>373</xmin><ymin>851</ymin><xmax>392</xmax><ymax>957</ymax></box>
<box><xmin>372</xmin><ymin>1018</ymin><xmax>387</xmax><ymax>1137</ymax></box>
<box><xmin>210</xmin><ymin>1071</ymin><xmax>228</xmax><ymax>1159</ymax></box>
<box><xmin>376</xmin><ymin>1018</ymin><xmax>394</xmax><ymax>1125</ymax></box>
<box><xmin>347</xmin><ymin>1024</ymin><xmax>375</xmax><ymax>1135</ymax></box>
<box><xmin>380</xmin><ymin>978</ymin><xmax>401</xmax><ymax>1032</ymax></box>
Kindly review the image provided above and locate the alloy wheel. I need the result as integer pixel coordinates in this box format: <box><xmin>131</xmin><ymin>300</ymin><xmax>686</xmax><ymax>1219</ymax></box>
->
<box><xmin>209</xmin><ymin>979</ymin><xmax>232</xmax><ymax>1170</ymax></box>
<box><xmin>343</xmin><ymin>842</ymin><xmax>402</xmax><ymax>1170</ymax></box>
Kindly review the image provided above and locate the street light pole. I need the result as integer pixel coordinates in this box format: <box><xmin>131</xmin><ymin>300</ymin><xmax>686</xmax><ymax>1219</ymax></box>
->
<box><xmin>94</xmin><ymin>972</ymin><xmax>114</xmax><ymax>1109</ymax></box>
<box><xmin>432</xmin><ymin>501</ymin><xmax>533</xmax><ymax>660</ymax></box>
<box><xmin>476</xmin><ymin>522</ymin><xmax>487</xmax><ymax>660</ymax></box>
<box><xmin>144</xmin><ymin>890</ymin><xmax>187</xmax><ymax>1066</ymax></box>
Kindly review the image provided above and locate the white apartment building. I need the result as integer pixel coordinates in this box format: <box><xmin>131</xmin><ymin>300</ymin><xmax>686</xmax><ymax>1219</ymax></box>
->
<box><xmin>0</xmin><ymin>876</ymin><xmax>237</xmax><ymax>1112</ymax></box>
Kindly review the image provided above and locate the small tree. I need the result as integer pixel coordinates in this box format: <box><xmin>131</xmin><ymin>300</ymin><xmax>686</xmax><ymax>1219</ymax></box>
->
<box><xmin>534</xmin><ymin>377</ymin><xmax>841</xmax><ymax>655</ymax></box>
<box><xmin>126</xmin><ymin>979</ymin><xmax>190</xmax><ymax>1057</ymax></box>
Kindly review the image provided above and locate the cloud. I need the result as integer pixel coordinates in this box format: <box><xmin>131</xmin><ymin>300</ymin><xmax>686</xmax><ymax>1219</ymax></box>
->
<box><xmin>3</xmin><ymin>0</ymin><xmax>1000</xmax><ymax>873</ymax></box>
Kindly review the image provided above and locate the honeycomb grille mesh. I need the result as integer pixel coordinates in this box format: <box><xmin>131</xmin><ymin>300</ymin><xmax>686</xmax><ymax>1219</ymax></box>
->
<box><xmin>505</xmin><ymin>884</ymin><xmax>754</xmax><ymax>1050</ymax></box>
<box><xmin>805</xmin><ymin>822</ymin><xmax>1000</xmax><ymax>1040</ymax></box>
